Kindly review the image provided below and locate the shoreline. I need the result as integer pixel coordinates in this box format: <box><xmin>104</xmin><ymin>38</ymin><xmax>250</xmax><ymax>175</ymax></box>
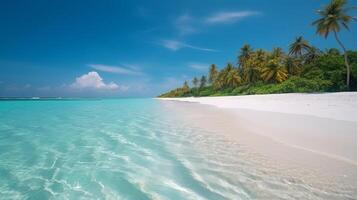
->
<box><xmin>158</xmin><ymin>92</ymin><xmax>357</xmax><ymax>190</ymax></box>
<box><xmin>158</xmin><ymin>92</ymin><xmax>357</xmax><ymax>122</ymax></box>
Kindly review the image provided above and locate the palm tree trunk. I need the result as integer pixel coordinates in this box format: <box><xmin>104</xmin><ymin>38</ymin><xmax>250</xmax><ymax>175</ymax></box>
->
<box><xmin>333</xmin><ymin>30</ymin><xmax>351</xmax><ymax>90</ymax></box>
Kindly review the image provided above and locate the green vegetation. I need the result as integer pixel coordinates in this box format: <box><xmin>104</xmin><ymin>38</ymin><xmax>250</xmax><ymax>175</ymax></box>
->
<box><xmin>313</xmin><ymin>0</ymin><xmax>354</xmax><ymax>89</ymax></box>
<box><xmin>159</xmin><ymin>0</ymin><xmax>356</xmax><ymax>98</ymax></box>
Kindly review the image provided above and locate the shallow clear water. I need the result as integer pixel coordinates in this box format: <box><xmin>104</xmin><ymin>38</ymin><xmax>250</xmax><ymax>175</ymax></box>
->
<box><xmin>0</xmin><ymin>99</ymin><xmax>356</xmax><ymax>200</ymax></box>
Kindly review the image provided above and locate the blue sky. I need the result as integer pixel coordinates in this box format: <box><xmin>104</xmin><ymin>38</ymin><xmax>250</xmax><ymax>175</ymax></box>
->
<box><xmin>0</xmin><ymin>0</ymin><xmax>356</xmax><ymax>97</ymax></box>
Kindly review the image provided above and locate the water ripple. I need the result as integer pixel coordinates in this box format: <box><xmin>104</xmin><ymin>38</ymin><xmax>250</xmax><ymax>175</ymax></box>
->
<box><xmin>0</xmin><ymin>99</ymin><xmax>356</xmax><ymax>199</ymax></box>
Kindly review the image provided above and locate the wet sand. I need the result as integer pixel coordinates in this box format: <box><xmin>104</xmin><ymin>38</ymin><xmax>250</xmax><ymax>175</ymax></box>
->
<box><xmin>158</xmin><ymin>99</ymin><xmax>357</xmax><ymax>198</ymax></box>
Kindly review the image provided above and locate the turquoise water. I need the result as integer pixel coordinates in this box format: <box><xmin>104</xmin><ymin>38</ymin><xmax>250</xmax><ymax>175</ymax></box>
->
<box><xmin>0</xmin><ymin>99</ymin><xmax>355</xmax><ymax>199</ymax></box>
<box><xmin>0</xmin><ymin>99</ymin><xmax>237</xmax><ymax>199</ymax></box>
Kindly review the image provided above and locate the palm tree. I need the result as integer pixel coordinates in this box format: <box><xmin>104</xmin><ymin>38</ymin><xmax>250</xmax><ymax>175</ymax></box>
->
<box><xmin>304</xmin><ymin>47</ymin><xmax>322</xmax><ymax>64</ymax></box>
<box><xmin>226</xmin><ymin>69</ymin><xmax>242</xmax><ymax>87</ymax></box>
<box><xmin>285</xmin><ymin>56</ymin><xmax>302</xmax><ymax>75</ymax></box>
<box><xmin>312</xmin><ymin>0</ymin><xmax>355</xmax><ymax>89</ymax></box>
<box><xmin>222</xmin><ymin>63</ymin><xmax>234</xmax><ymax>86</ymax></box>
<box><xmin>289</xmin><ymin>36</ymin><xmax>311</xmax><ymax>57</ymax></box>
<box><xmin>243</xmin><ymin>59</ymin><xmax>261</xmax><ymax>84</ymax></box>
<box><xmin>255</xmin><ymin>49</ymin><xmax>267</xmax><ymax>63</ymax></box>
<box><xmin>326</xmin><ymin>48</ymin><xmax>341</xmax><ymax>55</ymax></box>
<box><xmin>261</xmin><ymin>59</ymin><xmax>288</xmax><ymax>83</ymax></box>
<box><xmin>238</xmin><ymin>44</ymin><xmax>253</xmax><ymax>68</ymax></box>
<box><xmin>225</xmin><ymin>62</ymin><xmax>234</xmax><ymax>72</ymax></box>
<box><xmin>214</xmin><ymin>71</ymin><xmax>225</xmax><ymax>89</ymax></box>
<box><xmin>182</xmin><ymin>81</ymin><xmax>189</xmax><ymax>93</ymax></box>
<box><xmin>208</xmin><ymin>64</ymin><xmax>218</xmax><ymax>84</ymax></box>
<box><xmin>271</xmin><ymin>47</ymin><xmax>285</xmax><ymax>60</ymax></box>
<box><xmin>200</xmin><ymin>76</ymin><xmax>207</xmax><ymax>88</ymax></box>
<box><xmin>192</xmin><ymin>77</ymin><xmax>199</xmax><ymax>88</ymax></box>
<box><xmin>214</xmin><ymin>63</ymin><xmax>235</xmax><ymax>89</ymax></box>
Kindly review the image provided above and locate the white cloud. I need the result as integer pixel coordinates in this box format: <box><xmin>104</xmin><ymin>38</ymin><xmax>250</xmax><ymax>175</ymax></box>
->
<box><xmin>205</xmin><ymin>11</ymin><xmax>260</xmax><ymax>24</ymax></box>
<box><xmin>71</xmin><ymin>71</ymin><xmax>120</xmax><ymax>90</ymax></box>
<box><xmin>89</xmin><ymin>64</ymin><xmax>142</xmax><ymax>75</ymax></box>
<box><xmin>160</xmin><ymin>40</ymin><xmax>182</xmax><ymax>51</ymax></box>
<box><xmin>188</xmin><ymin>62</ymin><xmax>209</xmax><ymax>71</ymax></box>
<box><xmin>172</xmin><ymin>11</ymin><xmax>261</xmax><ymax>36</ymax></box>
<box><xmin>175</xmin><ymin>14</ymin><xmax>196</xmax><ymax>35</ymax></box>
<box><xmin>160</xmin><ymin>40</ymin><xmax>217</xmax><ymax>52</ymax></box>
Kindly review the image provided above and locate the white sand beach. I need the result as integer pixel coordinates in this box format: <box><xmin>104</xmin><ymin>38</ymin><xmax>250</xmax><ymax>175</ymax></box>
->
<box><xmin>158</xmin><ymin>92</ymin><xmax>357</xmax><ymax>196</ymax></box>
<box><xmin>159</xmin><ymin>92</ymin><xmax>357</xmax><ymax>122</ymax></box>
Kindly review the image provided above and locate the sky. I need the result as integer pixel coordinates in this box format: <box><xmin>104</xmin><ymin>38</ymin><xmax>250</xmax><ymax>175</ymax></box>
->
<box><xmin>0</xmin><ymin>0</ymin><xmax>356</xmax><ymax>97</ymax></box>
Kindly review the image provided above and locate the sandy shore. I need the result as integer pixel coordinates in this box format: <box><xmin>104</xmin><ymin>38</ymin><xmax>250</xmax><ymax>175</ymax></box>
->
<box><xmin>159</xmin><ymin>92</ymin><xmax>357</xmax><ymax>122</ymax></box>
<box><xmin>157</xmin><ymin>92</ymin><xmax>357</xmax><ymax>194</ymax></box>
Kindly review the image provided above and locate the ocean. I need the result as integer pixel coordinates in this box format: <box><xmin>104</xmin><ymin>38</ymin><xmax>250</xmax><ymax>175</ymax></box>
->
<box><xmin>0</xmin><ymin>99</ymin><xmax>355</xmax><ymax>199</ymax></box>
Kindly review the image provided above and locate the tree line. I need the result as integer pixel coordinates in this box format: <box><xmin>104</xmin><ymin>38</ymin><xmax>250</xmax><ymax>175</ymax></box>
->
<box><xmin>159</xmin><ymin>0</ymin><xmax>356</xmax><ymax>98</ymax></box>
